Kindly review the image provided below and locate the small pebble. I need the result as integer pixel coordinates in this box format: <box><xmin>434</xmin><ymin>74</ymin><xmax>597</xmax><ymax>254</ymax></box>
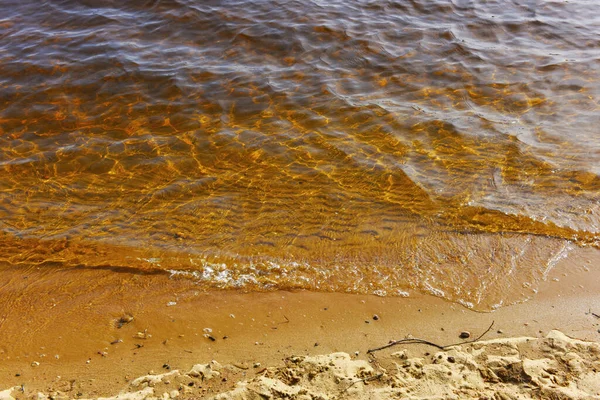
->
<box><xmin>31</xmin><ymin>361</ymin><xmax>40</xmax><ymax>367</ymax></box>
<box><xmin>373</xmin><ymin>314</ymin><xmax>380</xmax><ymax>321</ymax></box>
<box><xmin>314</xmin><ymin>342</ymin><xmax>319</xmax><ymax>347</ymax></box>
<box><xmin>497</xmin><ymin>330</ymin><xmax>503</xmax><ymax>334</ymax></box>
<box><xmin>447</xmin><ymin>356</ymin><xmax>456</xmax><ymax>363</ymax></box>
<box><xmin>117</xmin><ymin>315</ymin><xmax>134</xmax><ymax>328</ymax></box>
<box><xmin>253</xmin><ymin>362</ymin><xmax>261</xmax><ymax>368</ymax></box>
<box><xmin>459</xmin><ymin>331</ymin><xmax>470</xmax><ymax>339</ymax></box>
<box><xmin>134</xmin><ymin>330</ymin><xmax>151</xmax><ymax>339</ymax></box>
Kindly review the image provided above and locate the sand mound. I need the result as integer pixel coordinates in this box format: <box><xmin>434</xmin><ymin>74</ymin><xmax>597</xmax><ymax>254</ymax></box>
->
<box><xmin>207</xmin><ymin>330</ymin><xmax>600</xmax><ymax>400</ymax></box>
<box><xmin>4</xmin><ymin>331</ymin><xmax>599</xmax><ymax>400</ymax></box>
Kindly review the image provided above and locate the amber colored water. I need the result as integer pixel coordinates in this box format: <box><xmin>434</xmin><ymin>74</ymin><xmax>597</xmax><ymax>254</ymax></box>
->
<box><xmin>0</xmin><ymin>0</ymin><xmax>599</xmax><ymax>310</ymax></box>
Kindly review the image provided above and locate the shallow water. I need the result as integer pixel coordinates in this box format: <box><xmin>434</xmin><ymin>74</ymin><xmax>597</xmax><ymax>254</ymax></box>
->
<box><xmin>1</xmin><ymin>0</ymin><xmax>599</xmax><ymax>309</ymax></box>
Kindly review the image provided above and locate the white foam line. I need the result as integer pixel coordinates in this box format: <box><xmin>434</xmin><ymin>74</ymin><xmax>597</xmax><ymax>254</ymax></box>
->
<box><xmin>542</xmin><ymin>241</ymin><xmax>574</xmax><ymax>281</ymax></box>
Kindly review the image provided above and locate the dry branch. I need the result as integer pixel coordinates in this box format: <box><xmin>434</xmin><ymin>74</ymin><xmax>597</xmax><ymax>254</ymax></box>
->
<box><xmin>367</xmin><ymin>321</ymin><xmax>495</xmax><ymax>354</ymax></box>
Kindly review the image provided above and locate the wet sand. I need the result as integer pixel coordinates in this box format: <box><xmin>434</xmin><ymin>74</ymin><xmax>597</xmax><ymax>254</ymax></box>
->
<box><xmin>0</xmin><ymin>247</ymin><xmax>599</xmax><ymax>398</ymax></box>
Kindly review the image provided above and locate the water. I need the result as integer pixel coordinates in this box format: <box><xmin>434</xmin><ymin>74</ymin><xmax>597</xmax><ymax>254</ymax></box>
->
<box><xmin>1</xmin><ymin>0</ymin><xmax>599</xmax><ymax>310</ymax></box>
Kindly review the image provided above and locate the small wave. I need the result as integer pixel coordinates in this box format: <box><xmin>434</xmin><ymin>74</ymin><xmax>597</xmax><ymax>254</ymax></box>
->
<box><xmin>0</xmin><ymin>0</ymin><xmax>599</xmax><ymax>311</ymax></box>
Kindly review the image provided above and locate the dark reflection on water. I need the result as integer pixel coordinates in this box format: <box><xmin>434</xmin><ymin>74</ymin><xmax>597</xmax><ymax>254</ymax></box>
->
<box><xmin>0</xmin><ymin>0</ymin><xmax>599</xmax><ymax>309</ymax></box>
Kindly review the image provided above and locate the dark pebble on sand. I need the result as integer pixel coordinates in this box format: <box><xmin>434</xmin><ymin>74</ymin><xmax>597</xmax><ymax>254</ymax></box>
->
<box><xmin>116</xmin><ymin>314</ymin><xmax>134</xmax><ymax>329</ymax></box>
<box><xmin>373</xmin><ymin>314</ymin><xmax>379</xmax><ymax>321</ymax></box>
<box><xmin>459</xmin><ymin>331</ymin><xmax>470</xmax><ymax>339</ymax></box>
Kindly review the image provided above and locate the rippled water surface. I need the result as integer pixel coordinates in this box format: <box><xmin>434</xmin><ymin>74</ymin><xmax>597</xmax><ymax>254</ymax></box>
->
<box><xmin>1</xmin><ymin>0</ymin><xmax>599</xmax><ymax>309</ymax></box>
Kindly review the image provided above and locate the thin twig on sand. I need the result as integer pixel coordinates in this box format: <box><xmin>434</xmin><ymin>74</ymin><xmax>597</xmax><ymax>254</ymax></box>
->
<box><xmin>587</xmin><ymin>309</ymin><xmax>600</xmax><ymax>319</ymax></box>
<box><xmin>367</xmin><ymin>321</ymin><xmax>495</xmax><ymax>354</ymax></box>
<box><xmin>342</xmin><ymin>373</ymin><xmax>384</xmax><ymax>393</ymax></box>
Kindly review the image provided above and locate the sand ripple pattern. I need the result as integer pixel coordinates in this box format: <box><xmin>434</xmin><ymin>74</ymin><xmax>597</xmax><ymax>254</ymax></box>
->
<box><xmin>0</xmin><ymin>0</ymin><xmax>599</xmax><ymax>309</ymax></box>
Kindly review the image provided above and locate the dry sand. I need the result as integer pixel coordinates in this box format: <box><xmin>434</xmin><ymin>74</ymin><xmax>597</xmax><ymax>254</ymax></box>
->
<box><xmin>2</xmin><ymin>331</ymin><xmax>600</xmax><ymax>399</ymax></box>
<box><xmin>0</xmin><ymin>248</ymin><xmax>599</xmax><ymax>399</ymax></box>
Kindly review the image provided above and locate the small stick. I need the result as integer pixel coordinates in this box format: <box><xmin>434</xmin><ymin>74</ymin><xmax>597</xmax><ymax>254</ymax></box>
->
<box><xmin>367</xmin><ymin>338</ymin><xmax>445</xmax><ymax>353</ymax></box>
<box><xmin>367</xmin><ymin>321</ymin><xmax>495</xmax><ymax>354</ymax></box>
<box><xmin>587</xmin><ymin>309</ymin><xmax>600</xmax><ymax>319</ymax></box>
<box><xmin>342</xmin><ymin>373</ymin><xmax>384</xmax><ymax>392</ymax></box>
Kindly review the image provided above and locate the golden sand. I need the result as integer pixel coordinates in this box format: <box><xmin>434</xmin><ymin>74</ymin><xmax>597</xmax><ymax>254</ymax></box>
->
<box><xmin>0</xmin><ymin>248</ymin><xmax>599</xmax><ymax>398</ymax></box>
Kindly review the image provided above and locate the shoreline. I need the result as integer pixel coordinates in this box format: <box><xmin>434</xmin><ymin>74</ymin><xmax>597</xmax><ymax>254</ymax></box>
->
<box><xmin>0</xmin><ymin>248</ymin><xmax>599</xmax><ymax>398</ymax></box>
<box><xmin>15</xmin><ymin>329</ymin><xmax>597</xmax><ymax>399</ymax></box>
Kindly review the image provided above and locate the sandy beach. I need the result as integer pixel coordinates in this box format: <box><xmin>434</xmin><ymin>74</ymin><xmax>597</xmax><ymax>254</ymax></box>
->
<box><xmin>0</xmin><ymin>248</ymin><xmax>599</xmax><ymax>399</ymax></box>
<box><xmin>21</xmin><ymin>329</ymin><xmax>597</xmax><ymax>400</ymax></box>
<box><xmin>2</xmin><ymin>0</ymin><xmax>600</xmax><ymax>398</ymax></box>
